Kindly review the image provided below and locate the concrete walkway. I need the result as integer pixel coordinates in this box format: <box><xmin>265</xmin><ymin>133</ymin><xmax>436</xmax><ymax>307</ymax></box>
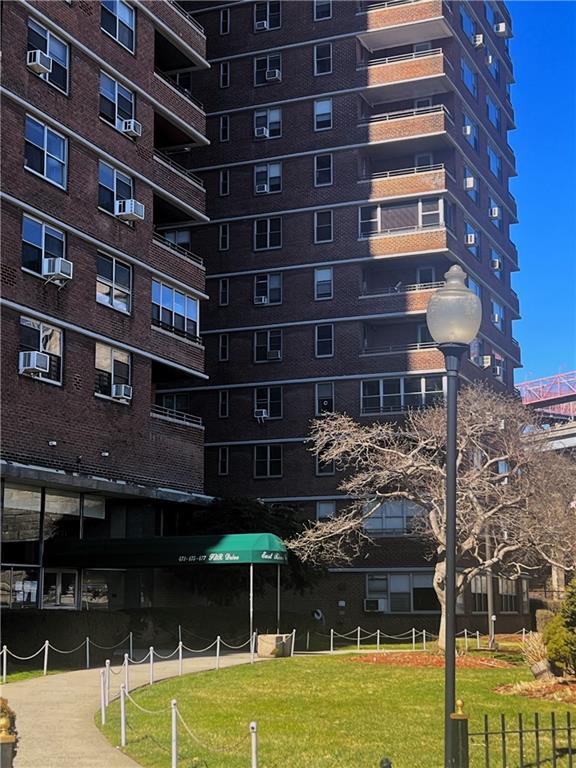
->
<box><xmin>1</xmin><ymin>651</ymin><xmax>257</xmax><ymax>767</ymax></box>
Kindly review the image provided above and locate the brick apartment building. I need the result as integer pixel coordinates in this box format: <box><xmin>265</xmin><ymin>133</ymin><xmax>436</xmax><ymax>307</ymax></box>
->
<box><xmin>0</xmin><ymin>0</ymin><xmax>212</xmax><ymax>611</ymax></box>
<box><xmin>174</xmin><ymin>0</ymin><xmax>527</xmax><ymax>631</ymax></box>
<box><xmin>1</xmin><ymin>0</ymin><xmax>528</xmax><ymax>633</ymax></box>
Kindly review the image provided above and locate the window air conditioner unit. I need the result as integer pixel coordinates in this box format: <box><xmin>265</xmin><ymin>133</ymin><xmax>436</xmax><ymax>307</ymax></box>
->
<box><xmin>115</xmin><ymin>199</ymin><xmax>145</xmax><ymax>221</ymax></box>
<box><xmin>254</xmin><ymin>409</ymin><xmax>269</xmax><ymax>419</ymax></box>
<box><xmin>491</xmin><ymin>313</ymin><xmax>501</xmax><ymax>324</ymax></box>
<box><xmin>267</xmin><ymin>350</ymin><xmax>281</xmax><ymax>360</ymax></box>
<box><xmin>254</xmin><ymin>296</ymin><xmax>269</xmax><ymax>305</ymax></box>
<box><xmin>490</xmin><ymin>257</ymin><xmax>503</xmax><ymax>271</ymax></box>
<box><xmin>494</xmin><ymin>22</ymin><xmax>510</xmax><ymax>37</ymax></box>
<box><xmin>364</xmin><ymin>599</ymin><xmax>387</xmax><ymax>612</ymax></box>
<box><xmin>481</xmin><ymin>355</ymin><xmax>493</xmax><ymax>368</ymax></box>
<box><xmin>486</xmin><ymin>53</ymin><xmax>494</xmax><ymax>65</ymax></box>
<box><xmin>465</xmin><ymin>233</ymin><xmax>477</xmax><ymax>246</ymax></box>
<box><xmin>112</xmin><ymin>384</ymin><xmax>133</xmax><ymax>401</ymax></box>
<box><xmin>42</xmin><ymin>257</ymin><xmax>74</xmax><ymax>281</ymax></box>
<box><xmin>462</xmin><ymin>124</ymin><xmax>473</xmax><ymax>137</ymax></box>
<box><xmin>265</xmin><ymin>69</ymin><xmax>281</xmax><ymax>81</ymax></box>
<box><xmin>473</xmin><ymin>34</ymin><xmax>484</xmax><ymax>47</ymax></box>
<box><xmin>19</xmin><ymin>350</ymin><xmax>50</xmax><ymax>376</ymax></box>
<box><xmin>492</xmin><ymin>364</ymin><xmax>503</xmax><ymax>377</ymax></box>
<box><xmin>463</xmin><ymin>176</ymin><xmax>477</xmax><ymax>190</ymax></box>
<box><xmin>254</xmin><ymin>126</ymin><xmax>270</xmax><ymax>138</ymax></box>
<box><xmin>489</xmin><ymin>206</ymin><xmax>501</xmax><ymax>219</ymax></box>
<box><xmin>121</xmin><ymin>119</ymin><xmax>142</xmax><ymax>138</ymax></box>
<box><xmin>27</xmin><ymin>50</ymin><xmax>52</xmax><ymax>74</ymax></box>
<box><xmin>255</xmin><ymin>20</ymin><xmax>269</xmax><ymax>30</ymax></box>
<box><xmin>255</xmin><ymin>183</ymin><xmax>269</xmax><ymax>194</ymax></box>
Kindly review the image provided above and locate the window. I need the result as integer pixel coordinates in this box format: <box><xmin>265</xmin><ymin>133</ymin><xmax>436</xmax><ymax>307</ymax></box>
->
<box><xmin>489</xmin><ymin>195</ymin><xmax>502</xmax><ymax>229</ymax></box>
<box><xmin>314</xmin><ymin>210</ymin><xmax>333</xmax><ymax>243</ymax></box>
<box><xmin>460</xmin><ymin>6</ymin><xmax>475</xmax><ymax>39</ymax></box>
<box><xmin>43</xmin><ymin>570</ymin><xmax>78</xmax><ymax>608</ymax></box>
<box><xmin>254</xmin><ymin>329</ymin><xmax>282</xmax><ymax>362</ymax></box>
<box><xmin>314</xmin><ymin>0</ymin><xmax>332</xmax><ymax>20</ymax></box>
<box><xmin>27</xmin><ymin>19</ymin><xmax>69</xmax><ymax>92</ymax></box>
<box><xmin>366</xmin><ymin>572</ymin><xmax>438</xmax><ymax>613</ymax></box>
<box><xmin>316</xmin><ymin>382</ymin><xmax>334</xmax><ymax>414</ymax></box>
<box><xmin>486</xmin><ymin>95</ymin><xmax>501</xmax><ymax>131</ymax></box>
<box><xmin>414</xmin><ymin>97</ymin><xmax>432</xmax><ymax>110</ymax></box>
<box><xmin>219</xmin><ymin>223</ymin><xmax>229</xmax><ymax>251</ymax></box>
<box><xmin>491</xmin><ymin>299</ymin><xmax>504</xmax><ymax>331</ymax></box>
<box><xmin>219</xmin><ymin>170</ymin><xmax>230</xmax><ymax>196</ymax></box>
<box><xmin>0</xmin><ymin>567</ymin><xmax>40</xmax><ymax>609</ymax></box>
<box><xmin>98</xmin><ymin>161</ymin><xmax>132</xmax><ymax>214</ymax></box>
<box><xmin>467</xmin><ymin>276</ymin><xmax>482</xmax><ymax>299</ymax></box>
<box><xmin>96</xmin><ymin>253</ymin><xmax>131</xmax><ymax>313</ymax></box>
<box><xmin>417</xmin><ymin>266</ymin><xmax>436</xmax><ymax>284</ymax></box>
<box><xmin>220</xmin><ymin>8</ymin><xmax>230</xmax><ymax>34</ymax></box>
<box><xmin>218</xmin><ymin>447</ymin><xmax>229</xmax><ymax>476</ymax></box>
<box><xmin>254</xmin><ymin>1</ymin><xmax>281</xmax><ymax>30</ymax></box>
<box><xmin>218</xmin><ymin>390</ymin><xmax>229</xmax><ymax>418</ymax></box>
<box><xmin>255</xmin><ymin>162</ymin><xmax>282</xmax><ymax>193</ymax></box>
<box><xmin>463</xmin><ymin>112</ymin><xmax>479</xmax><ymax>150</ymax></box>
<box><xmin>94</xmin><ymin>342</ymin><xmax>130</xmax><ymax>397</ymax></box>
<box><xmin>316</xmin><ymin>501</ymin><xmax>335</xmax><ymax>521</ymax></box>
<box><xmin>415</xmin><ymin>152</ymin><xmax>433</xmax><ymax>168</ymax></box>
<box><xmin>162</xmin><ymin>229</ymin><xmax>192</xmax><ymax>252</ymax></box>
<box><xmin>493</xmin><ymin>352</ymin><xmax>507</xmax><ymax>382</ymax></box>
<box><xmin>220</xmin><ymin>61</ymin><xmax>230</xmax><ymax>88</ymax></box>
<box><xmin>220</xmin><ymin>114</ymin><xmax>230</xmax><ymax>142</ymax></box>
<box><xmin>314</xmin><ymin>98</ymin><xmax>332</xmax><ymax>130</ymax></box>
<box><xmin>420</xmin><ymin>198</ymin><xmax>442</xmax><ymax>227</ymax></box>
<box><xmin>465</xmin><ymin>222</ymin><xmax>480</xmax><ymax>259</ymax></box>
<box><xmin>315</xmin><ymin>154</ymin><xmax>333</xmax><ymax>186</ymax></box>
<box><xmin>255</xmin><ymin>386</ymin><xmax>283</xmax><ymax>418</ymax></box>
<box><xmin>471</xmin><ymin>575</ymin><xmax>488</xmax><ymax>613</ymax></box>
<box><xmin>487</xmin><ymin>145</ymin><xmax>502</xmax><ymax>180</ymax></box>
<box><xmin>219</xmin><ymin>278</ymin><xmax>229</xmax><ymax>306</ymax></box>
<box><xmin>219</xmin><ymin>333</ymin><xmax>229</xmax><ymax>361</ymax></box>
<box><xmin>254</xmin><ymin>107</ymin><xmax>282</xmax><ymax>138</ymax></box>
<box><xmin>99</xmin><ymin>72</ymin><xmax>134</xmax><ymax>130</ymax></box>
<box><xmin>490</xmin><ymin>248</ymin><xmax>503</xmax><ymax>279</ymax></box>
<box><xmin>499</xmin><ymin>578</ymin><xmax>518</xmax><ymax>613</ymax></box>
<box><xmin>152</xmin><ymin>281</ymin><xmax>199</xmax><ymax>340</ymax></box>
<box><xmin>361</xmin><ymin>376</ymin><xmax>443</xmax><ymax>414</ymax></box>
<box><xmin>314</xmin><ymin>43</ymin><xmax>332</xmax><ymax>75</ymax></box>
<box><xmin>254</xmin><ymin>53</ymin><xmax>282</xmax><ymax>85</ymax></box>
<box><xmin>315</xmin><ymin>324</ymin><xmax>334</xmax><ymax>357</ymax></box>
<box><xmin>461</xmin><ymin>59</ymin><xmax>477</xmax><ymax>97</ymax></box>
<box><xmin>254</xmin><ymin>445</ymin><xmax>282</xmax><ymax>478</ymax></box>
<box><xmin>485</xmin><ymin>1</ymin><xmax>496</xmax><ymax>25</ymax></box>
<box><xmin>364</xmin><ymin>499</ymin><xmax>423</xmax><ymax>535</ymax></box>
<box><xmin>254</xmin><ymin>272</ymin><xmax>282</xmax><ymax>304</ymax></box>
<box><xmin>24</xmin><ymin>116</ymin><xmax>67</xmax><ymax>188</ymax></box>
<box><xmin>156</xmin><ymin>392</ymin><xmax>193</xmax><ymax>415</ymax></box>
<box><xmin>21</xmin><ymin>215</ymin><xmax>65</xmax><ymax>275</ymax></box>
<box><xmin>101</xmin><ymin>0</ymin><xmax>135</xmax><ymax>52</ymax></box>
<box><xmin>314</xmin><ymin>267</ymin><xmax>333</xmax><ymax>299</ymax></box>
<box><xmin>254</xmin><ymin>218</ymin><xmax>282</xmax><ymax>250</ymax></box>
<box><xmin>19</xmin><ymin>317</ymin><xmax>62</xmax><ymax>383</ymax></box>
<box><xmin>316</xmin><ymin>453</ymin><xmax>334</xmax><ymax>476</ymax></box>
<box><xmin>359</xmin><ymin>198</ymin><xmax>442</xmax><ymax>236</ymax></box>
<box><xmin>464</xmin><ymin>165</ymin><xmax>478</xmax><ymax>203</ymax></box>
<box><xmin>486</xmin><ymin>47</ymin><xmax>500</xmax><ymax>81</ymax></box>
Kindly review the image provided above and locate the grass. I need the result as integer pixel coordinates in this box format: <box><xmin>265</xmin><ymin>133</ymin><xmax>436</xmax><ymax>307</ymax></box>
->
<box><xmin>1</xmin><ymin>668</ymin><xmax>64</xmax><ymax>683</ymax></box>
<box><xmin>98</xmin><ymin>654</ymin><xmax>575</xmax><ymax>768</ymax></box>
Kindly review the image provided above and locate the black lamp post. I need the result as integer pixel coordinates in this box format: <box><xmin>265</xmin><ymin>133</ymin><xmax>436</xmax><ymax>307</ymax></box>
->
<box><xmin>426</xmin><ymin>265</ymin><xmax>482</xmax><ymax>768</ymax></box>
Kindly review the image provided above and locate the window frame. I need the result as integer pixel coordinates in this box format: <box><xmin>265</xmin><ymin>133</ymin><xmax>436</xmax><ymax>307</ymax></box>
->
<box><xmin>219</xmin><ymin>169</ymin><xmax>230</xmax><ymax>196</ymax></box>
<box><xmin>21</xmin><ymin>214</ymin><xmax>65</xmax><ymax>275</ymax></box>
<box><xmin>220</xmin><ymin>8</ymin><xmax>230</xmax><ymax>34</ymax></box>
<box><xmin>219</xmin><ymin>333</ymin><xmax>229</xmax><ymax>362</ymax></box>
<box><xmin>254</xmin><ymin>272</ymin><xmax>282</xmax><ymax>305</ymax></box>
<box><xmin>315</xmin><ymin>323</ymin><xmax>334</xmax><ymax>358</ymax></box>
<box><xmin>315</xmin><ymin>381</ymin><xmax>334</xmax><ymax>415</ymax></box>
<box><xmin>100</xmin><ymin>0</ymin><xmax>136</xmax><ymax>53</ymax></box>
<box><xmin>151</xmin><ymin>279</ymin><xmax>200</xmax><ymax>342</ymax></box>
<box><xmin>254</xmin><ymin>444</ymin><xmax>283</xmax><ymax>478</ymax></box>
<box><xmin>217</xmin><ymin>446</ymin><xmax>229</xmax><ymax>476</ymax></box>
<box><xmin>314</xmin><ymin>153</ymin><xmax>333</xmax><ymax>187</ymax></box>
<box><xmin>218</xmin><ymin>277</ymin><xmax>229</xmax><ymax>306</ymax></box>
<box><xmin>220</xmin><ymin>61</ymin><xmax>230</xmax><ymax>89</ymax></box>
<box><xmin>218</xmin><ymin>389</ymin><xmax>229</xmax><ymax>419</ymax></box>
<box><xmin>314</xmin><ymin>0</ymin><xmax>332</xmax><ymax>21</ymax></box>
<box><xmin>99</xmin><ymin>71</ymin><xmax>135</xmax><ymax>131</ymax></box>
<box><xmin>314</xmin><ymin>42</ymin><xmax>332</xmax><ymax>76</ymax></box>
<box><xmin>19</xmin><ymin>316</ymin><xmax>63</xmax><ymax>384</ymax></box>
<box><xmin>314</xmin><ymin>210</ymin><xmax>333</xmax><ymax>243</ymax></box>
<box><xmin>218</xmin><ymin>223</ymin><xmax>230</xmax><ymax>252</ymax></box>
<box><xmin>98</xmin><ymin>160</ymin><xmax>133</xmax><ymax>214</ymax></box>
<box><xmin>254</xmin><ymin>162</ymin><xmax>282</xmax><ymax>194</ymax></box>
<box><xmin>254</xmin><ymin>53</ymin><xmax>282</xmax><ymax>86</ymax></box>
<box><xmin>460</xmin><ymin>57</ymin><xmax>478</xmax><ymax>98</ymax></box>
<box><xmin>24</xmin><ymin>116</ymin><xmax>67</xmax><ymax>190</ymax></box>
<box><xmin>254</xmin><ymin>329</ymin><xmax>283</xmax><ymax>362</ymax></box>
<box><xmin>254</xmin><ymin>217</ymin><xmax>282</xmax><ymax>251</ymax></box>
<box><xmin>314</xmin><ymin>98</ymin><xmax>333</xmax><ymax>131</ymax></box>
<box><xmin>219</xmin><ymin>114</ymin><xmax>230</xmax><ymax>142</ymax></box>
<box><xmin>254</xmin><ymin>1</ymin><xmax>281</xmax><ymax>31</ymax></box>
<box><xmin>94</xmin><ymin>341</ymin><xmax>131</xmax><ymax>398</ymax></box>
<box><xmin>254</xmin><ymin>107</ymin><xmax>282</xmax><ymax>138</ymax></box>
<box><xmin>314</xmin><ymin>266</ymin><xmax>333</xmax><ymax>300</ymax></box>
<box><xmin>27</xmin><ymin>18</ymin><xmax>69</xmax><ymax>94</ymax></box>
<box><xmin>254</xmin><ymin>385</ymin><xmax>283</xmax><ymax>419</ymax></box>
<box><xmin>96</xmin><ymin>252</ymin><xmax>132</xmax><ymax>314</ymax></box>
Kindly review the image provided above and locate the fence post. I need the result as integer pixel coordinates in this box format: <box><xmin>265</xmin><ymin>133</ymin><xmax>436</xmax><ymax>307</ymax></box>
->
<box><xmin>171</xmin><ymin>700</ymin><xmax>178</xmax><ymax>768</ymax></box>
<box><xmin>290</xmin><ymin>628</ymin><xmax>296</xmax><ymax>657</ymax></box>
<box><xmin>330</xmin><ymin>629</ymin><xmax>334</xmax><ymax>654</ymax></box>
<box><xmin>2</xmin><ymin>646</ymin><xmax>6</xmax><ymax>684</ymax></box>
<box><xmin>412</xmin><ymin>628</ymin><xmax>416</xmax><ymax>651</ymax></box>
<box><xmin>250</xmin><ymin>632</ymin><xmax>256</xmax><ymax>664</ymax></box>
<box><xmin>464</xmin><ymin>628</ymin><xmax>469</xmax><ymax>652</ymax></box>
<box><xmin>216</xmin><ymin>635</ymin><xmax>221</xmax><ymax>671</ymax></box>
<box><xmin>451</xmin><ymin>699</ymin><xmax>469</xmax><ymax>768</ymax></box>
<box><xmin>129</xmin><ymin>631</ymin><xmax>133</xmax><ymax>660</ymax></box>
<box><xmin>306</xmin><ymin>631</ymin><xmax>310</xmax><ymax>652</ymax></box>
<box><xmin>100</xmin><ymin>669</ymin><xmax>107</xmax><ymax>725</ymax></box>
<box><xmin>476</xmin><ymin>630</ymin><xmax>480</xmax><ymax>650</ymax></box>
<box><xmin>124</xmin><ymin>653</ymin><xmax>129</xmax><ymax>692</ymax></box>
<box><xmin>522</xmin><ymin>627</ymin><xmax>526</xmax><ymax>644</ymax></box>
<box><xmin>250</xmin><ymin>721</ymin><xmax>258</xmax><ymax>768</ymax></box>
<box><xmin>43</xmin><ymin>640</ymin><xmax>49</xmax><ymax>676</ymax></box>
<box><xmin>178</xmin><ymin>624</ymin><xmax>182</xmax><ymax>645</ymax></box>
<box><xmin>422</xmin><ymin>629</ymin><xmax>426</xmax><ymax>651</ymax></box>
<box><xmin>376</xmin><ymin>629</ymin><xmax>380</xmax><ymax>653</ymax></box>
<box><xmin>149</xmin><ymin>647</ymin><xmax>154</xmax><ymax>685</ymax></box>
<box><xmin>120</xmin><ymin>683</ymin><xmax>127</xmax><ymax>748</ymax></box>
<box><xmin>105</xmin><ymin>659</ymin><xmax>111</xmax><ymax>705</ymax></box>
<box><xmin>178</xmin><ymin>641</ymin><xmax>183</xmax><ymax>676</ymax></box>
<box><xmin>357</xmin><ymin>626</ymin><xmax>361</xmax><ymax>652</ymax></box>
<box><xmin>86</xmin><ymin>637</ymin><xmax>90</xmax><ymax>669</ymax></box>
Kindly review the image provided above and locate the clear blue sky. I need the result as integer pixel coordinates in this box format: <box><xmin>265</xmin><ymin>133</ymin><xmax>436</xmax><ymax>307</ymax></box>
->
<box><xmin>507</xmin><ymin>1</ymin><xmax>576</xmax><ymax>383</ymax></box>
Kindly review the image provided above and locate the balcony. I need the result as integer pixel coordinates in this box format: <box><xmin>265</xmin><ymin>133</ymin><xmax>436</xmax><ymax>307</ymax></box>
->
<box><xmin>359</xmin><ymin>104</ymin><xmax>452</xmax><ymax>146</ymax></box>
<box><xmin>150</xmin><ymin>70</ymin><xmax>206</xmax><ymax>140</ymax></box>
<box><xmin>360</xmin><ymin>279</ymin><xmax>443</xmax><ymax>313</ymax></box>
<box><xmin>357</xmin><ymin>0</ymin><xmax>453</xmax><ymax>50</ymax></box>
<box><xmin>362</xmin><ymin>339</ymin><xmax>437</xmax><ymax>356</ymax></box>
<box><xmin>358</xmin><ymin>48</ymin><xmax>452</xmax><ymax>103</ymax></box>
<box><xmin>148</xmin><ymin>1</ymin><xmax>206</xmax><ymax>58</ymax></box>
<box><xmin>153</xmin><ymin>151</ymin><xmax>205</xmax><ymax>213</ymax></box>
<box><xmin>151</xmin><ymin>404</ymin><xmax>203</xmax><ymax>428</ymax></box>
<box><xmin>360</xmin><ymin>224</ymin><xmax>448</xmax><ymax>259</ymax></box>
<box><xmin>359</xmin><ymin>163</ymin><xmax>449</xmax><ymax>199</ymax></box>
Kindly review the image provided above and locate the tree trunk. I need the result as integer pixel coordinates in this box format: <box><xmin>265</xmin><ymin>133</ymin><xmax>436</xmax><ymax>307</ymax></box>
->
<box><xmin>434</xmin><ymin>559</ymin><xmax>447</xmax><ymax>651</ymax></box>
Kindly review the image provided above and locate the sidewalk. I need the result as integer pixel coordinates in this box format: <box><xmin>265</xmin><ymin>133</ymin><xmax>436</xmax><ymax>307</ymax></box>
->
<box><xmin>1</xmin><ymin>651</ymin><xmax>257</xmax><ymax>768</ymax></box>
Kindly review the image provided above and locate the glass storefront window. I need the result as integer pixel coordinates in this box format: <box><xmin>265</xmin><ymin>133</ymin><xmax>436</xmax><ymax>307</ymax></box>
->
<box><xmin>42</xmin><ymin>569</ymin><xmax>77</xmax><ymax>608</ymax></box>
<box><xmin>2</xmin><ymin>484</ymin><xmax>41</xmax><ymax>542</ymax></box>
<box><xmin>44</xmin><ymin>491</ymin><xmax>80</xmax><ymax>540</ymax></box>
<box><xmin>0</xmin><ymin>567</ymin><xmax>40</xmax><ymax>608</ymax></box>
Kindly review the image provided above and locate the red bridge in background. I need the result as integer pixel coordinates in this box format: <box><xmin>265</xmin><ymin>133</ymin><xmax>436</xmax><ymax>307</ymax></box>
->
<box><xmin>517</xmin><ymin>371</ymin><xmax>576</xmax><ymax>417</ymax></box>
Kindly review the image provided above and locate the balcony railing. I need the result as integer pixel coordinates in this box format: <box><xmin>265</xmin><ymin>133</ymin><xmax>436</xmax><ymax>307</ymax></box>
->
<box><xmin>151</xmin><ymin>317</ymin><xmax>202</xmax><ymax>345</ymax></box>
<box><xmin>359</xmin><ymin>0</ymin><xmax>420</xmax><ymax>11</ymax></box>
<box><xmin>154</xmin><ymin>69</ymin><xmax>205</xmax><ymax>112</ymax></box>
<box><xmin>362</xmin><ymin>340</ymin><xmax>437</xmax><ymax>355</ymax></box>
<box><xmin>361</xmin><ymin>162</ymin><xmax>445</xmax><ymax>181</ymax></box>
<box><xmin>361</xmin><ymin>280</ymin><xmax>444</xmax><ymax>297</ymax></box>
<box><xmin>151</xmin><ymin>404</ymin><xmax>203</xmax><ymax>426</ymax></box>
<box><xmin>362</xmin><ymin>103</ymin><xmax>451</xmax><ymax>124</ymax></box>
<box><xmin>153</xmin><ymin>151</ymin><xmax>205</xmax><ymax>188</ymax></box>
<box><xmin>361</xmin><ymin>398</ymin><xmax>443</xmax><ymax>415</ymax></box>
<box><xmin>152</xmin><ymin>233</ymin><xmax>204</xmax><ymax>267</ymax></box>
<box><xmin>361</xmin><ymin>47</ymin><xmax>443</xmax><ymax>68</ymax></box>
<box><xmin>167</xmin><ymin>1</ymin><xmax>205</xmax><ymax>35</ymax></box>
<box><xmin>359</xmin><ymin>222</ymin><xmax>445</xmax><ymax>241</ymax></box>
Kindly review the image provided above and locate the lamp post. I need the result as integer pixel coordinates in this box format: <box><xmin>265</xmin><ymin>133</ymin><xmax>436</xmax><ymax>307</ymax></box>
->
<box><xmin>426</xmin><ymin>264</ymin><xmax>482</xmax><ymax>768</ymax></box>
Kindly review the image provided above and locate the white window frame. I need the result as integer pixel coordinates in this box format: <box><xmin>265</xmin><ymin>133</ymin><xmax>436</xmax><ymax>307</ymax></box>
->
<box><xmin>100</xmin><ymin>0</ymin><xmax>135</xmax><ymax>54</ymax></box>
<box><xmin>19</xmin><ymin>316</ymin><xmax>63</xmax><ymax>384</ymax></box>
<box><xmin>254</xmin><ymin>162</ymin><xmax>282</xmax><ymax>193</ymax></box>
<box><xmin>463</xmin><ymin>112</ymin><xmax>479</xmax><ymax>150</ymax></box>
<box><xmin>24</xmin><ymin>116</ymin><xmax>67</xmax><ymax>190</ymax></box>
<box><xmin>314</xmin><ymin>153</ymin><xmax>333</xmax><ymax>187</ymax></box>
<box><xmin>98</xmin><ymin>160</ymin><xmax>133</xmax><ymax>214</ymax></box>
<box><xmin>95</xmin><ymin>342</ymin><xmax>131</xmax><ymax>397</ymax></box>
<box><xmin>254</xmin><ymin>445</ymin><xmax>283</xmax><ymax>478</ymax></box>
<box><xmin>96</xmin><ymin>252</ymin><xmax>132</xmax><ymax>314</ymax></box>
<box><xmin>314</xmin><ymin>42</ymin><xmax>332</xmax><ymax>76</ymax></box>
<box><xmin>254</xmin><ymin>53</ymin><xmax>282</xmax><ymax>86</ymax></box>
<box><xmin>254</xmin><ymin>1</ymin><xmax>281</xmax><ymax>31</ymax></box>
<box><xmin>314</xmin><ymin>98</ymin><xmax>333</xmax><ymax>131</ymax></box>
<box><xmin>316</xmin><ymin>501</ymin><xmax>336</xmax><ymax>520</ymax></box>
<box><xmin>499</xmin><ymin>577</ymin><xmax>518</xmax><ymax>613</ymax></box>
<box><xmin>254</xmin><ymin>107</ymin><xmax>282</xmax><ymax>138</ymax></box>
<box><xmin>254</xmin><ymin>272</ymin><xmax>282</xmax><ymax>304</ymax></box>
<box><xmin>254</xmin><ymin>329</ymin><xmax>283</xmax><ymax>362</ymax></box>
<box><xmin>315</xmin><ymin>323</ymin><xmax>334</xmax><ymax>358</ymax></box>
<box><xmin>314</xmin><ymin>0</ymin><xmax>332</xmax><ymax>20</ymax></box>
<box><xmin>27</xmin><ymin>18</ymin><xmax>69</xmax><ymax>94</ymax></box>
<box><xmin>21</xmin><ymin>214</ymin><xmax>65</xmax><ymax>276</ymax></box>
<box><xmin>99</xmin><ymin>71</ymin><xmax>135</xmax><ymax>131</ymax></box>
<box><xmin>314</xmin><ymin>266</ymin><xmax>333</xmax><ymax>300</ymax></box>
<box><xmin>316</xmin><ymin>453</ymin><xmax>335</xmax><ymax>476</ymax></box>
<box><xmin>491</xmin><ymin>299</ymin><xmax>504</xmax><ymax>332</ymax></box>
<box><xmin>316</xmin><ymin>381</ymin><xmax>334</xmax><ymax>414</ymax></box>
<box><xmin>314</xmin><ymin>210</ymin><xmax>333</xmax><ymax>243</ymax></box>
<box><xmin>254</xmin><ymin>218</ymin><xmax>282</xmax><ymax>250</ymax></box>
<box><xmin>254</xmin><ymin>385</ymin><xmax>283</xmax><ymax>419</ymax></box>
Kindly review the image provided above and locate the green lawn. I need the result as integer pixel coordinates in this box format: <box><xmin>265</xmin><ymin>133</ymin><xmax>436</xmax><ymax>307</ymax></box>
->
<box><xmin>99</xmin><ymin>655</ymin><xmax>574</xmax><ymax>768</ymax></box>
<box><xmin>1</xmin><ymin>668</ymin><xmax>64</xmax><ymax>683</ymax></box>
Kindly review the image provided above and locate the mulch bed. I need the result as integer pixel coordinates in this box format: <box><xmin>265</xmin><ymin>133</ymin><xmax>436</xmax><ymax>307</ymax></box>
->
<box><xmin>352</xmin><ymin>652</ymin><xmax>514</xmax><ymax>669</ymax></box>
<box><xmin>495</xmin><ymin>678</ymin><xmax>576</xmax><ymax>704</ymax></box>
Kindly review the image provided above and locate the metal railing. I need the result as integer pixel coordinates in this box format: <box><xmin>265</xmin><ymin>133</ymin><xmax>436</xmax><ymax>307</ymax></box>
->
<box><xmin>152</xmin><ymin>233</ymin><xmax>204</xmax><ymax>267</ymax></box>
<box><xmin>362</xmin><ymin>340</ymin><xmax>437</xmax><ymax>355</ymax></box>
<box><xmin>359</xmin><ymin>0</ymin><xmax>420</xmax><ymax>12</ymax></box>
<box><xmin>151</xmin><ymin>317</ymin><xmax>202</xmax><ymax>345</ymax></box>
<box><xmin>153</xmin><ymin>150</ymin><xmax>205</xmax><ymax>188</ymax></box>
<box><xmin>359</xmin><ymin>222</ymin><xmax>445</xmax><ymax>239</ymax></box>
<box><xmin>153</xmin><ymin>68</ymin><xmax>205</xmax><ymax>112</ymax></box>
<box><xmin>362</xmin><ymin>103</ymin><xmax>451</xmax><ymax>124</ymax></box>
<box><xmin>166</xmin><ymin>0</ymin><xmax>205</xmax><ymax>35</ymax></box>
<box><xmin>361</xmin><ymin>280</ymin><xmax>444</xmax><ymax>297</ymax></box>
<box><xmin>362</xmin><ymin>47</ymin><xmax>442</xmax><ymax>68</ymax></box>
<box><xmin>151</xmin><ymin>404</ymin><xmax>203</xmax><ymax>426</ymax></box>
<box><xmin>360</xmin><ymin>398</ymin><xmax>442</xmax><ymax>415</ymax></box>
<box><xmin>361</xmin><ymin>162</ymin><xmax>445</xmax><ymax>181</ymax></box>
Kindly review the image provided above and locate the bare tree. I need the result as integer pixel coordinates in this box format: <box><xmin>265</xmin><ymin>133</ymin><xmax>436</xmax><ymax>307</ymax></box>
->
<box><xmin>286</xmin><ymin>382</ymin><xmax>576</xmax><ymax>649</ymax></box>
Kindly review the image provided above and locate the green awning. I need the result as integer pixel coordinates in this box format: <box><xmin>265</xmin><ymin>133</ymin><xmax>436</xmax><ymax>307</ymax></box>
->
<box><xmin>44</xmin><ymin>532</ymin><xmax>288</xmax><ymax>568</ymax></box>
